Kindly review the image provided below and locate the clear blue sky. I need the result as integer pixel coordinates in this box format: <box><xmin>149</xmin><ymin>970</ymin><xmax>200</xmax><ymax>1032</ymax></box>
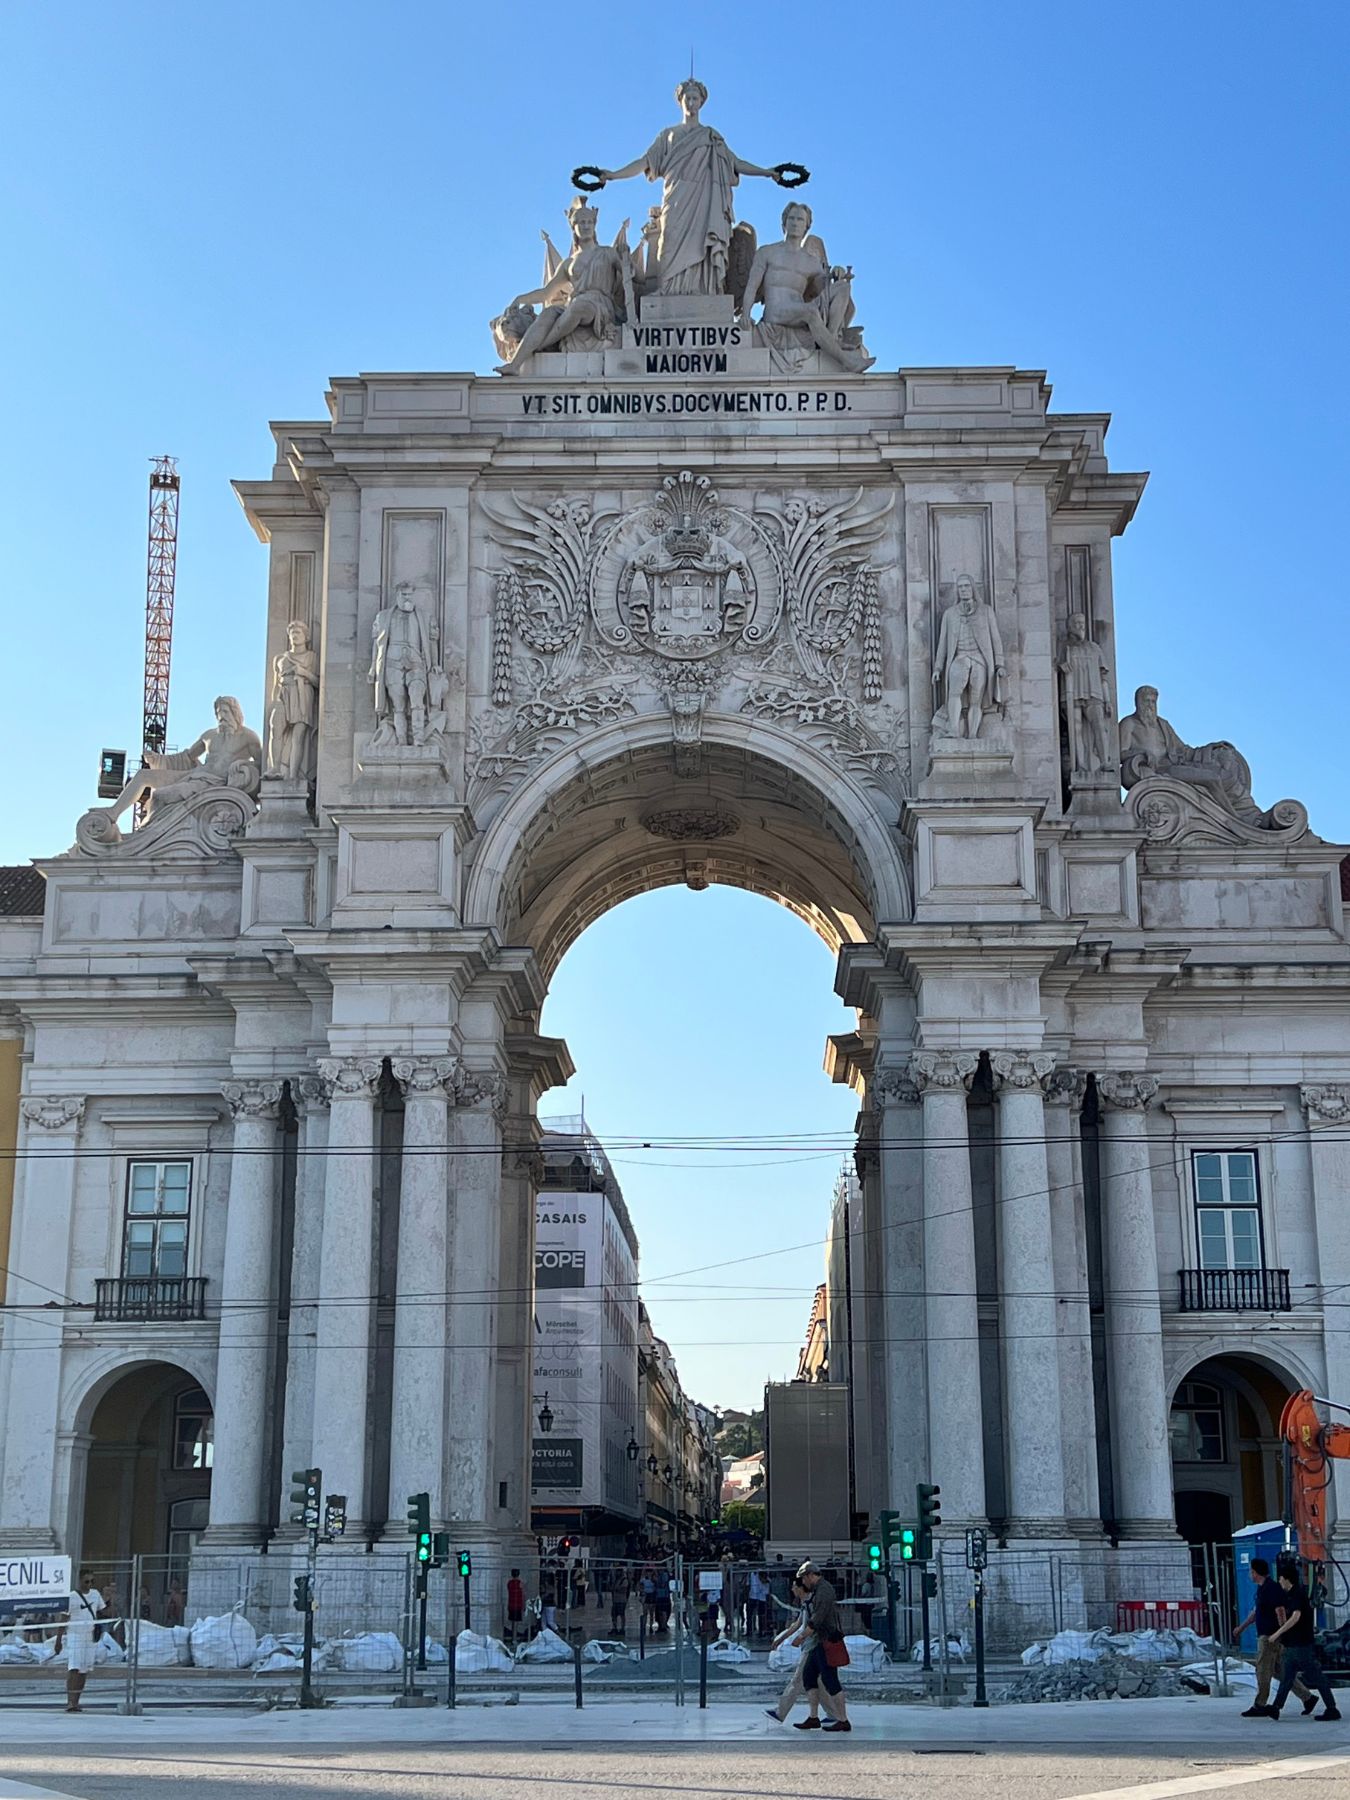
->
<box><xmin>3</xmin><ymin>3</ymin><xmax>1345</xmax><ymax>1407</ymax></box>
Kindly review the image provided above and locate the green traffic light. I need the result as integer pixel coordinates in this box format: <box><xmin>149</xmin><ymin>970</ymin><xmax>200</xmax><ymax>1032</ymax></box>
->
<box><xmin>417</xmin><ymin>1531</ymin><xmax>432</xmax><ymax>1565</ymax></box>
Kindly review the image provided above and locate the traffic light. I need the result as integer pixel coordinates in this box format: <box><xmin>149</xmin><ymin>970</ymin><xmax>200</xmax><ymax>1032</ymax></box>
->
<box><xmin>293</xmin><ymin>1574</ymin><xmax>311</xmax><ymax>1612</ymax></box>
<box><xmin>323</xmin><ymin>1495</ymin><xmax>347</xmax><ymax>1539</ymax></box>
<box><xmin>432</xmin><ymin>1531</ymin><xmax>450</xmax><ymax>1568</ymax></box>
<box><xmin>867</xmin><ymin>1541</ymin><xmax>883</xmax><ymax>1574</ymax></box>
<box><xmin>406</xmin><ymin>1492</ymin><xmax>430</xmax><ymax>1536</ymax></box>
<box><xmin>917</xmin><ymin>1481</ymin><xmax>941</xmax><ymax>1562</ymax></box>
<box><xmin>901</xmin><ymin>1527</ymin><xmax>916</xmax><ymax>1562</ymax></box>
<box><xmin>289</xmin><ymin>1468</ymin><xmax>321</xmax><ymax>1529</ymax></box>
<box><xmin>457</xmin><ymin>1550</ymin><xmax>472</xmax><ymax>1579</ymax></box>
<box><xmin>879</xmin><ymin>1509</ymin><xmax>901</xmax><ymax>1552</ymax></box>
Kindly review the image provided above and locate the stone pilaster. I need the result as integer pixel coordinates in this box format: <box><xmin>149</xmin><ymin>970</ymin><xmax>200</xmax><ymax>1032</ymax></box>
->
<box><xmin>444</xmin><ymin>1068</ymin><xmax>508</xmax><ymax>1529</ymax></box>
<box><xmin>990</xmin><ymin>1051</ymin><xmax>1067</xmax><ymax>1534</ymax></box>
<box><xmin>0</xmin><ymin>1097</ymin><xmax>85</xmax><ymax>1550</ymax></box>
<box><xmin>277</xmin><ymin>1072</ymin><xmax>329</xmax><ymax>1537</ymax></box>
<box><xmin>1097</xmin><ymin>1071</ymin><xmax>1175</xmax><ymax>1538</ymax></box>
<box><xmin>310</xmin><ymin>1057</ymin><xmax>381</xmax><ymax>1529</ymax></box>
<box><xmin>910</xmin><ymin>1050</ymin><xmax>986</xmax><ymax>1526</ymax></box>
<box><xmin>871</xmin><ymin>1063</ymin><xmax>928</xmax><ymax>1505</ymax></box>
<box><xmin>1300</xmin><ymin>1084</ymin><xmax>1350</xmax><ymax>1541</ymax></box>
<box><xmin>205</xmin><ymin>1080</ymin><xmax>284</xmax><ymax>1542</ymax></box>
<box><xmin>1043</xmin><ymin>1068</ymin><xmax>1101</xmax><ymax>1532</ymax></box>
<box><xmin>386</xmin><ymin>1057</ymin><xmax>457</xmax><ymax>1523</ymax></box>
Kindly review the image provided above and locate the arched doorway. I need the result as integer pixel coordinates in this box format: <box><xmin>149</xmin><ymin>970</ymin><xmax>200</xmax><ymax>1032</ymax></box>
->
<box><xmin>79</xmin><ymin>1363</ymin><xmax>213</xmax><ymax>1595</ymax></box>
<box><xmin>1169</xmin><ymin>1353</ymin><xmax>1295</xmax><ymax>1545</ymax></box>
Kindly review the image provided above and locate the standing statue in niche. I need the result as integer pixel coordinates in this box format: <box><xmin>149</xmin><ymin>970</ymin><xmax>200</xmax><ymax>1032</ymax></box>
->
<box><xmin>1058</xmin><ymin>612</ymin><xmax>1114</xmax><ymax>775</ymax></box>
<box><xmin>1118</xmin><ymin>685</ymin><xmax>1264</xmax><ymax>822</ymax></box>
<box><xmin>265</xmin><ymin>619</ymin><xmax>319</xmax><ymax>780</ymax></box>
<box><xmin>101</xmin><ymin>696</ymin><xmax>262</xmax><ymax>824</ymax></box>
<box><xmin>739</xmin><ymin>202</ymin><xmax>874</xmax><ymax>373</ymax></box>
<box><xmin>370</xmin><ymin>582</ymin><xmax>437</xmax><ymax>747</ymax></box>
<box><xmin>589</xmin><ymin>79</ymin><xmax>796</xmax><ymax>297</ymax></box>
<box><xmin>932</xmin><ymin>575</ymin><xmax>1006</xmax><ymax>738</ymax></box>
<box><xmin>494</xmin><ymin>199</ymin><xmax>631</xmax><ymax>374</ymax></box>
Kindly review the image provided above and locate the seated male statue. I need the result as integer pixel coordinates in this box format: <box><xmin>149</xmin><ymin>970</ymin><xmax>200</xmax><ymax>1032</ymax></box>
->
<box><xmin>739</xmin><ymin>201</ymin><xmax>874</xmax><ymax>373</ymax></box>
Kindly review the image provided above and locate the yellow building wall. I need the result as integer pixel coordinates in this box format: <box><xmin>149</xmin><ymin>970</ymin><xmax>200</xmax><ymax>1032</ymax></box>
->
<box><xmin>0</xmin><ymin>1036</ymin><xmax>20</xmax><ymax>1305</ymax></box>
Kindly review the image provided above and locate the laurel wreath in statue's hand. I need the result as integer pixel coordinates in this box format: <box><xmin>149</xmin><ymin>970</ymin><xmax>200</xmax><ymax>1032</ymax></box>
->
<box><xmin>772</xmin><ymin>163</ymin><xmax>810</xmax><ymax>189</ymax></box>
<box><xmin>571</xmin><ymin>166</ymin><xmax>607</xmax><ymax>193</ymax></box>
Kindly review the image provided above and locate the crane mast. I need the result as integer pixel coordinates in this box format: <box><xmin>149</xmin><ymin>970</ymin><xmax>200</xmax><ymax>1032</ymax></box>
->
<box><xmin>143</xmin><ymin>455</ymin><xmax>180</xmax><ymax>762</ymax></box>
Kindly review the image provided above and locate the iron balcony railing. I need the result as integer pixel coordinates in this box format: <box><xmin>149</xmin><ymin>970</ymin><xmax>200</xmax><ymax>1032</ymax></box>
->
<box><xmin>94</xmin><ymin>1276</ymin><xmax>208</xmax><ymax>1323</ymax></box>
<box><xmin>1177</xmin><ymin>1268</ymin><xmax>1291</xmax><ymax>1313</ymax></box>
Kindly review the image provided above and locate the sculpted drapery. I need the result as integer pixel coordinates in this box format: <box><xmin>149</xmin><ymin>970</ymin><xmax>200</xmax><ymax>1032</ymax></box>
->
<box><xmin>642</xmin><ymin>120</ymin><xmax>739</xmax><ymax>297</ymax></box>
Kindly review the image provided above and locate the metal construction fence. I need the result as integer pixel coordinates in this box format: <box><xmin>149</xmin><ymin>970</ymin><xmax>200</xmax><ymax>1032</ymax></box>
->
<box><xmin>1</xmin><ymin>1540</ymin><xmax>1342</xmax><ymax>1711</ymax></box>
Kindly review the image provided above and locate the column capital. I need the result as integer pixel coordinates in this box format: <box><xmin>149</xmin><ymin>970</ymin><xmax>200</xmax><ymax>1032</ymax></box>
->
<box><xmin>20</xmin><ymin>1096</ymin><xmax>85</xmax><ymax>1132</ymax></box>
<box><xmin>1301</xmin><ymin>1083</ymin><xmax>1349</xmax><ymax>1126</ymax></box>
<box><xmin>1097</xmin><ymin>1070</ymin><xmax>1159</xmax><ymax>1113</ymax></box>
<box><xmin>1044</xmin><ymin>1066</ymin><xmax>1086</xmax><ymax>1109</ymax></box>
<box><xmin>508</xmin><ymin>1146</ymin><xmax>546</xmax><ymax>1185</ymax></box>
<box><xmin>909</xmin><ymin>1050</ymin><xmax>979</xmax><ymax>1094</ymax></box>
<box><xmin>990</xmin><ymin>1050</ymin><xmax>1056</xmax><ymax>1095</ymax></box>
<box><xmin>295</xmin><ymin>1072</ymin><xmax>331</xmax><ymax>1116</ymax></box>
<box><xmin>390</xmin><ymin>1056</ymin><xmax>459</xmax><ymax>1098</ymax></box>
<box><xmin>872</xmin><ymin>1064</ymin><xmax>921</xmax><ymax>1107</ymax></box>
<box><xmin>222</xmin><ymin>1079</ymin><xmax>285</xmax><ymax>1120</ymax></box>
<box><xmin>456</xmin><ymin>1066</ymin><xmax>509</xmax><ymax>1120</ymax></box>
<box><xmin>317</xmin><ymin>1056</ymin><xmax>382</xmax><ymax>1098</ymax></box>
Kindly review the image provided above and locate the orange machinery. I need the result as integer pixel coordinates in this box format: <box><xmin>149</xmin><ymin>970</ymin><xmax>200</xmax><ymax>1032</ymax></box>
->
<box><xmin>1279</xmin><ymin>1388</ymin><xmax>1350</xmax><ymax>1562</ymax></box>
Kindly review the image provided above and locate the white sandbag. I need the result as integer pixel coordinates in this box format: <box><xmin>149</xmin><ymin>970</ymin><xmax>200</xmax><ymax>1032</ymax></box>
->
<box><xmin>328</xmin><ymin>1630</ymin><xmax>402</xmax><ymax>1672</ymax></box>
<box><xmin>94</xmin><ymin>1634</ymin><xmax>126</xmax><ymax>1664</ymax></box>
<box><xmin>133</xmin><ymin>1622</ymin><xmax>182</xmax><ymax>1668</ymax></box>
<box><xmin>844</xmin><ymin>1634</ymin><xmax>887</xmax><ymax>1673</ymax></box>
<box><xmin>424</xmin><ymin>1639</ymin><xmax>448</xmax><ymax>1665</ymax></box>
<box><xmin>0</xmin><ymin>1641</ymin><xmax>39</xmax><ymax>1665</ymax></box>
<box><xmin>1022</xmin><ymin>1641</ymin><xmax>1046</xmax><ymax>1666</ymax></box>
<box><xmin>581</xmin><ymin>1640</ymin><xmax>612</xmax><ymax>1663</ymax></box>
<box><xmin>515</xmin><ymin>1626</ymin><xmax>572</xmax><ymax>1663</ymax></box>
<box><xmin>1181</xmin><ymin>1656</ymin><xmax>1256</xmax><ymax>1690</ymax></box>
<box><xmin>911</xmin><ymin>1632</ymin><xmax>968</xmax><ymax>1664</ymax></box>
<box><xmin>189</xmin><ymin>1607</ymin><xmax>259</xmax><ymax>1670</ymax></box>
<box><xmin>171</xmin><ymin>1626</ymin><xmax>192</xmax><ymax>1665</ymax></box>
<box><xmin>1108</xmin><ymin>1628</ymin><xmax>1176</xmax><ymax>1663</ymax></box>
<box><xmin>453</xmin><ymin>1629</ymin><xmax>514</xmax><ymax>1673</ymax></box>
<box><xmin>707</xmin><ymin>1636</ymin><xmax>751</xmax><ymax>1663</ymax></box>
<box><xmin>27</xmin><ymin>1637</ymin><xmax>56</xmax><ymax>1664</ymax></box>
<box><xmin>1044</xmin><ymin>1629</ymin><xmax>1107</xmax><ymax>1665</ymax></box>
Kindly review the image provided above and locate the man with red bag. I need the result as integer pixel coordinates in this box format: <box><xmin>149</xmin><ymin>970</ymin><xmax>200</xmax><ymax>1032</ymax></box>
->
<box><xmin>796</xmin><ymin>1561</ymin><xmax>851</xmax><ymax>1733</ymax></box>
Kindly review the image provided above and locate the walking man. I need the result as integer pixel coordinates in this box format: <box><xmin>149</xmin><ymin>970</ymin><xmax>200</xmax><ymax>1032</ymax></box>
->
<box><xmin>795</xmin><ymin>1560</ymin><xmax>851</xmax><ymax>1733</ymax></box>
<box><xmin>610</xmin><ymin>1566</ymin><xmax>631</xmax><ymax>1637</ymax></box>
<box><xmin>1266</xmin><ymin>1569</ymin><xmax>1342</xmax><ymax>1721</ymax></box>
<box><xmin>1237</xmin><ymin>1558</ymin><xmax>1313</xmax><ymax>1718</ymax></box>
<box><xmin>505</xmin><ymin>1569</ymin><xmax>526</xmax><ymax>1647</ymax></box>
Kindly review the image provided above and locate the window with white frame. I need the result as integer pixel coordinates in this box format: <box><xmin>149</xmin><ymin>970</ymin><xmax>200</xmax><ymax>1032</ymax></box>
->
<box><xmin>123</xmin><ymin>1159</ymin><xmax>192</xmax><ymax>1280</ymax></box>
<box><xmin>1191</xmin><ymin>1150</ymin><xmax>1262</xmax><ymax>1270</ymax></box>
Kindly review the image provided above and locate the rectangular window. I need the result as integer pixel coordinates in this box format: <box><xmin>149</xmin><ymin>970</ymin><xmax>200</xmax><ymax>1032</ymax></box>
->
<box><xmin>1192</xmin><ymin>1151</ymin><xmax>1262</xmax><ymax>1271</ymax></box>
<box><xmin>122</xmin><ymin>1159</ymin><xmax>193</xmax><ymax>1280</ymax></box>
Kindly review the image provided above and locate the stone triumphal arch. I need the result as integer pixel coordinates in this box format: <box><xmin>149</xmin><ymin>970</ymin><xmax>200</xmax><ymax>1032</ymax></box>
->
<box><xmin>4</xmin><ymin>82</ymin><xmax>1347</xmax><ymax>1593</ymax></box>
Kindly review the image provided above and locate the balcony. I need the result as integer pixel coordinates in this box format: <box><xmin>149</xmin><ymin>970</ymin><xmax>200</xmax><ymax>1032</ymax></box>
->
<box><xmin>94</xmin><ymin>1276</ymin><xmax>208</xmax><ymax>1323</ymax></box>
<box><xmin>1177</xmin><ymin>1268</ymin><xmax>1291</xmax><ymax>1313</ymax></box>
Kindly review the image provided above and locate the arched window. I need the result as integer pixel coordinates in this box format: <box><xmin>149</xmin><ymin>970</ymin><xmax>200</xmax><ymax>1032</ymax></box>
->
<box><xmin>172</xmin><ymin>1387</ymin><xmax>213</xmax><ymax>1471</ymax></box>
<box><xmin>1169</xmin><ymin>1379</ymin><xmax>1225</xmax><ymax>1462</ymax></box>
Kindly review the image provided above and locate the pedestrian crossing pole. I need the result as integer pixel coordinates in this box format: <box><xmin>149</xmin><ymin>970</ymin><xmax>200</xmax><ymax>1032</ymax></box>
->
<box><xmin>966</xmin><ymin>1527</ymin><xmax>988</xmax><ymax>1707</ymax></box>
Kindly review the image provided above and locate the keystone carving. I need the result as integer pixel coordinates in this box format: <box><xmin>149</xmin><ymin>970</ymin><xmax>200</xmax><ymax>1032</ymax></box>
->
<box><xmin>641</xmin><ymin>807</ymin><xmax>741</xmax><ymax>842</ymax></box>
<box><xmin>20</xmin><ymin>1096</ymin><xmax>86</xmax><ymax>1132</ymax></box>
<box><xmin>908</xmin><ymin>1051</ymin><xmax>979</xmax><ymax>1094</ymax></box>
<box><xmin>990</xmin><ymin>1050</ymin><xmax>1056</xmax><ymax>1094</ymax></box>
<box><xmin>222</xmin><ymin>1080</ymin><xmax>285</xmax><ymax>1120</ymax></box>
<box><xmin>1096</xmin><ymin>1071</ymin><xmax>1159</xmax><ymax>1112</ymax></box>
<box><xmin>1301</xmin><ymin>1084</ymin><xmax>1349</xmax><ymax>1126</ymax></box>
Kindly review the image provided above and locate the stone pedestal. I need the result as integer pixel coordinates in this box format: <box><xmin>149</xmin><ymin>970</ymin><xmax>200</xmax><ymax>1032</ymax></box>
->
<box><xmin>251</xmin><ymin>775</ymin><xmax>312</xmax><ymax>836</ymax></box>
<box><xmin>355</xmin><ymin>740</ymin><xmax>453</xmax><ymax>787</ymax></box>
<box><xmin>204</xmin><ymin>1083</ymin><xmax>283</xmax><ymax>1542</ymax></box>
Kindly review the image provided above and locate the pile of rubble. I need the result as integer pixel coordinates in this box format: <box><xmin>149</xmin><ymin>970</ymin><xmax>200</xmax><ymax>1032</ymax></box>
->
<box><xmin>1004</xmin><ymin>1654</ymin><xmax>1189</xmax><ymax>1704</ymax></box>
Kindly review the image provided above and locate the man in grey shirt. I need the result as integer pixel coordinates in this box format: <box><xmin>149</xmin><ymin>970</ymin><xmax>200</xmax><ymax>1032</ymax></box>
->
<box><xmin>796</xmin><ymin>1561</ymin><xmax>850</xmax><ymax>1732</ymax></box>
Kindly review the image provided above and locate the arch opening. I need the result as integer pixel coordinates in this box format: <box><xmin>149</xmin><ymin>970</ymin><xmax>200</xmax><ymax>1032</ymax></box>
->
<box><xmin>1169</xmin><ymin>1352</ymin><xmax>1297</xmax><ymax>1549</ymax></box>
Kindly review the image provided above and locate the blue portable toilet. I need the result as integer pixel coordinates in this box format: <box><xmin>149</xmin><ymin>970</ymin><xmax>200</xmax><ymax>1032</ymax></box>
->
<box><xmin>1233</xmin><ymin>1520</ymin><xmax>1295</xmax><ymax>1653</ymax></box>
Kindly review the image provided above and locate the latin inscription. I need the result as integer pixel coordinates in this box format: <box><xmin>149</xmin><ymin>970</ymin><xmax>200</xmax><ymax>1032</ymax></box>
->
<box><xmin>518</xmin><ymin>389</ymin><xmax>854</xmax><ymax>417</ymax></box>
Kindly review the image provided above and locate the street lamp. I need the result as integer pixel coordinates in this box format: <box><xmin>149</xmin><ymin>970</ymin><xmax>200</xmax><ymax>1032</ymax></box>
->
<box><xmin>646</xmin><ymin>1453</ymin><xmax>658</xmax><ymax>1476</ymax></box>
<box><xmin>662</xmin><ymin>1463</ymin><xmax>673</xmax><ymax>1484</ymax></box>
<box><xmin>626</xmin><ymin>1430</ymin><xmax>639</xmax><ymax>1463</ymax></box>
<box><xmin>537</xmin><ymin>1391</ymin><xmax>554</xmax><ymax>1434</ymax></box>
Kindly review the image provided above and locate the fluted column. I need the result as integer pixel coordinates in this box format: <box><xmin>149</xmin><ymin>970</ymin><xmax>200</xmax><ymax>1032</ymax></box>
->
<box><xmin>991</xmin><ymin>1051</ymin><xmax>1067</xmax><ymax>1533</ymax></box>
<box><xmin>206</xmin><ymin>1080</ymin><xmax>284</xmax><ymax>1539</ymax></box>
<box><xmin>278</xmin><ymin>1073</ymin><xmax>329</xmax><ymax>1524</ymax></box>
<box><xmin>444</xmin><ymin>1068</ymin><xmax>507</xmax><ymax>1528</ymax></box>
<box><xmin>0</xmin><ymin>1097</ymin><xmax>84</xmax><ymax>1549</ymax></box>
<box><xmin>387</xmin><ymin>1057</ymin><xmax>456</xmax><ymax>1519</ymax></box>
<box><xmin>310</xmin><ymin>1057</ymin><xmax>380</xmax><ymax>1527</ymax></box>
<box><xmin>1301</xmin><ymin>1085</ymin><xmax>1350</xmax><ymax>1538</ymax></box>
<box><xmin>911</xmin><ymin>1050</ymin><xmax>985</xmax><ymax>1524</ymax></box>
<box><xmin>1043</xmin><ymin>1069</ymin><xmax>1100</xmax><ymax>1530</ymax></box>
<box><xmin>872</xmin><ymin>1065</ymin><xmax>928</xmax><ymax>1504</ymax></box>
<box><xmin>1098</xmin><ymin>1071</ymin><xmax>1174</xmax><ymax>1535</ymax></box>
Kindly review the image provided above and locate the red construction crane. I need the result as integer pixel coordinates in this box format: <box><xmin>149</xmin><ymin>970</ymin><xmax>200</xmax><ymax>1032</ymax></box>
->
<box><xmin>143</xmin><ymin>455</ymin><xmax>180</xmax><ymax>762</ymax></box>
